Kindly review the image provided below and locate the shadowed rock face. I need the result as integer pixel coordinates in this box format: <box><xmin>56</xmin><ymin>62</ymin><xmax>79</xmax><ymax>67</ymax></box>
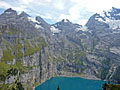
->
<box><xmin>0</xmin><ymin>7</ymin><xmax>120</xmax><ymax>90</ymax></box>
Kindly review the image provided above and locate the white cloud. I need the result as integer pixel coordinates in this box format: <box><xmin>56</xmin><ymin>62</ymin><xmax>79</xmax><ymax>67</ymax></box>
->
<box><xmin>54</xmin><ymin>1</ymin><xmax>65</xmax><ymax>10</ymax></box>
<box><xmin>0</xmin><ymin>0</ymin><xmax>120</xmax><ymax>26</ymax></box>
<box><xmin>0</xmin><ymin>1</ymin><xmax>27</xmax><ymax>13</ymax></box>
<box><xmin>46</xmin><ymin>0</ymin><xmax>51</xmax><ymax>2</ymax></box>
<box><xmin>69</xmin><ymin>5</ymin><xmax>82</xmax><ymax>19</ymax></box>
<box><xmin>77</xmin><ymin>19</ymin><xmax>88</xmax><ymax>25</ymax></box>
<box><xmin>57</xmin><ymin>5</ymin><xmax>84</xmax><ymax>24</ymax></box>
<box><xmin>71</xmin><ymin>0</ymin><xmax>120</xmax><ymax>13</ymax></box>
<box><xmin>13</xmin><ymin>6</ymin><xmax>27</xmax><ymax>12</ymax></box>
<box><xmin>57</xmin><ymin>14</ymin><xmax>70</xmax><ymax>21</ymax></box>
<box><xmin>41</xmin><ymin>13</ymin><xmax>53</xmax><ymax>19</ymax></box>
<box><xmin>20</xmin><ymin>0</ymin><xmax>34</xmax><ymax>4</ymax></box>
<box><xmin>0</xmin><ymin>1</ymin><xmax>12</xmax><ymax>9</ymax></box>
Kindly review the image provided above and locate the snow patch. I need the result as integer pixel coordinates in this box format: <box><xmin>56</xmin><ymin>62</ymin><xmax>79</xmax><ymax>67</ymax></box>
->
<box><xmin>95</xmin><ymin>14</ymin><xmax>120</xmax><ymax>30</ymax></box>
<box><xmin>99</xmin><ymin>12</ymin><xmax>105</xmax><ymax>17</ymax></box>
<box><xmin>28</xmin><ymin>17</ymin><xmax>40</xmax><ymax>24</ymax></box>
<box><xmin>95</xmin><ymin>17</ymin><xmax>104</xmax><ymax>22</ymax></box>
<box><xmin>35</xmin><ymin>24</ymin><xmax>44</xmax><ymax>29</ymax></box>
<box><xmin>106</xmin><ymin>19</ymin><xmax>120</xmax><ymax>29</ymax></box>
<box><xmin>5</xmin><ymin>12</ymin><xmax>12</xmax><ymax>14</ymax></box>
<box><xmin>95</xmin><ymin>9</ymin><xmax>120</xmax><ymax>30</ymax></box>
<box><xmin>50</xmin><ymin>26</ymin><xmax>61</xmax><ymax>34</ymax></box>
<box><xmin>75</xmin><ymin>26</ymin><xmax>88</xmax><ymax>32</ymax></box>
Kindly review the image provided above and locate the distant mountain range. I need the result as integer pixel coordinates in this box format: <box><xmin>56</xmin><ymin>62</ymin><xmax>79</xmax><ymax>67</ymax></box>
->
<box><xmin>0</xmin><ymin>7</ymin><xmax>120</xmax><ymax>90</ymax></box>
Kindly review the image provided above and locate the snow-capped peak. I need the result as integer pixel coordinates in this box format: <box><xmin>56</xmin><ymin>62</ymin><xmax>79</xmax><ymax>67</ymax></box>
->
<box><xmin>94</xmin><ymin>7</ymin><xmax>120</xmax><ymax>30</ymax></box>
<box><xmin>19</xmin><ymin>11</ymin><xmax>30</xmax><ymax>17</ymax></box>
<box><xmin>97</xmin><ymin>7</ymin><xmax>120</xmax><ymax>21</ymax></box>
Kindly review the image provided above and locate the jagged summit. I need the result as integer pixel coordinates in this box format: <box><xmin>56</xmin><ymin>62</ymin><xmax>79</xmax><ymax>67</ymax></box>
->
<box><xmin>4</xmin><ymin>8</ymin><xmax>17</xmax><ymax>13</ymax></box>
<box><xmin>61</xmin><ymin>19</ymin><xmax>70</xmax><ymax>23</ymax></box>
<box><xmin>36</xmin><ymin>16</ymin><xmax>47</xmax><ymax>24</ymax></box>
<box><xmin>111</xmin><ymin>7</ymin><xmax>120</xmax><ymax>13</ymax></box>
<box><xmin>86</xmin><ymin>7</ymin><xmax>120</xmax><ymax>30</ymax></box>
<box><xmin>85</xmin><ymin>13</ymin><xmax>109</xmax><ymax>30</ymax></box>
<box><xmin>102</xmin><ymin>7</ymin><xmax>120</xmax><ymax>20</ymax></box>
<box><xmin>59</xmin><ymin>19</ymin><xmax>72</xmax><ymax>24</ymax></box>
<box><xmin>35</xmin><ymin>16</ymin><xmax>50</xmax><ymax>29</ymax></box>
<box><xmin>0</xmin><ymin>8</ymin><xmax>17</xmax><ymax>23</ymax></box>
<box><xmin>97</xmin><ymin>7</ymin><xmax>120</xmax><ymax>20</ymax></box>
<box><xmin>19</xmin><ymin>11</ymin><xmax>30</xmax><ymax>17</ymax></box>
<box><xmin>54</xmin><ymin>19</ymin><xmax>73</xmax><ymax>26</ymax></box>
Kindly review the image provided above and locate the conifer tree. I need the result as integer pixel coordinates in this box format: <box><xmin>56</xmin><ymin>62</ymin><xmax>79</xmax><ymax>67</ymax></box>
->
<box><xmin>57</xmin><ymin>85</ymin><xmax>60</xmax><ymax>90</ymax></box>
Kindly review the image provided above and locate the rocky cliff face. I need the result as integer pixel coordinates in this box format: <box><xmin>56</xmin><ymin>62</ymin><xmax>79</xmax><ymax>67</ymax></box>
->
<box><xmin>0</xmin><ymin>7</ymin><xmax>120</xmax><ymax>90</ymax></box>
<box><xmin>0</xmin><ymin>8</ymin><xmax>48</xmax><ymax>90</ymax></box>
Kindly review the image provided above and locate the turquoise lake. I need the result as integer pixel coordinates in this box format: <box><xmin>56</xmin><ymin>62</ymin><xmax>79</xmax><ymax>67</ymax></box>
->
<box><xmin>35</xmin><ymin>77</ymin><xmax>105</xmax><ymax>90</ymax></box>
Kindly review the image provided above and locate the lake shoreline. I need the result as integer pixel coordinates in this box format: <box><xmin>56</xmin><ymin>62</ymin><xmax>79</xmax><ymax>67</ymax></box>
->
<box><xmin>56</xmin><ymin>75</ymin><xmax>101</xmax><ymax>81</ymax></box>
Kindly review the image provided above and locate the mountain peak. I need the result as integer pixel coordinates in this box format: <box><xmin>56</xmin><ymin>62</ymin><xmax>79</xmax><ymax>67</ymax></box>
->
<box><xmin>19</xmin><ymin>11</ymin><xmax>30</xmax><ymax>17</ymax></box>
<box><xmin>62</xmin><ymin>19</ymin><xmax>70</xmax><ymax>23</ymax></box>
<box><xmin>35</xmin><ymin>16</ymin><xmax>50</xmax><ymax>29</ymax></box>
<box><xmin>4</xmin><ymin>8</ymin><xmax>17</xmax><ymax>14</ymax></box>
<box><xmin>111</xmin><ymin>7</ymin><xmax>120</xmax><ymax>12</ymax></box>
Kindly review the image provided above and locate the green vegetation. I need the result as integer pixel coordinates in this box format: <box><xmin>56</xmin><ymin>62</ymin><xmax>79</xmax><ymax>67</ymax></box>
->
<box><xmin>0</xmin><ymin>35</ymin><xmax>47</xmax><ymax>89</ymax></box>
<box><xmin>25</xmin><ymin>46</ymin><xmax>36</xmax><ymax>56</ymax></box>
<box><xmin>101</xmin><ymin>81</ymin><xmax>120</xmax><ymax>90</ymax></box>
<box><xmin>1</xmin><ymin>36</ymin><xmax>47</xmax><ymax>60</ymax></box>
<box><xmin>14</xmin><ymin>44</ymin><xmax>23</xmax><ymax>59</ymax></box>
<box><xmin>3</xmin><ymin>39</ymin><xmax>12</xmax><ymax>48</ymax></box>
<box><xmin>24</xmin><ymin>39</ymin><xmax>47</xmax><ymax>56</ymax></box>
<box><xmin>0</xmin><ymin>83</ymin><xmax>10</xmax><ymax>90</ymax></box>
<box><xmin>75</xmin><ymin>49</ymin><xmax>86</xmax><ymax>64</ymax></box>
<box><xmin>0</xmin><ymin>61</ymin><xmax>27</xmax><ymax>82</ymax></box>
<box><xmin>24</xmin><ymin>39</ymin><xmax>30</xmax><ymax>48</ymax></box>
<box><xmin>1</xmin><ymin>82</ymin><xmax>24</xmax><ymax>90</ymax></box>
<box><xmin>34</xmin><ymin>82</ymin><xmax>40</xmax><ymax>87</ymax></box>
<box><xmin>16</xmin><ymin>61</ymin><xmax>27</xmax><ymax>72</ymax></box>
<box><xmin>0</xmin><ymin>62</ymin><xmax>11</xmax><ymax>76</ymax></box>
<box><xmin>1</xmin><ymin>48</ymin><xmax>15</xmax><ymax>62</ymax></box>
<box><xmin>0</xmin><ymin>25</ymin><xmax>47</xmax><ymax>90</ymax></box>
<box><xmin>0</xmin><ymin>61</ymin><xmax>28</xmax><ymax>89</ymax></box>
<box><xmin>100</xmin><ymin>58</ymin><xmax>111</xmax><ymax>80</ymax></box>
<box><xmin>7</xmin><ymin>68</ymin><xmax>18</xmax><ymax>76</ymax></box>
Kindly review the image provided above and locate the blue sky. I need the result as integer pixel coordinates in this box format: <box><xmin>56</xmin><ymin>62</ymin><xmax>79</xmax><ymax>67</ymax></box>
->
<box><xmin>0</xmin><ymin>0</ymin><xmax>120</xmax><ymax>25</ymax></box>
